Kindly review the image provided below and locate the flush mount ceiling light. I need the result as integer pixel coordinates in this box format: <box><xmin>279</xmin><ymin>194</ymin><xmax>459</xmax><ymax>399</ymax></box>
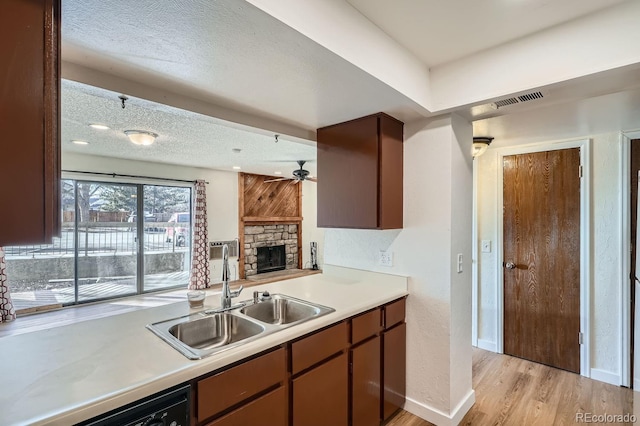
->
<box><xmin>89</xmin><ymin>123</ymin><xmax>110</xmax><ymax>130</ymax></box>
<box><xmin>274</xmin><ymin>171</ymin><xmax>282</xmax><ymax>175</ymax></box>
<box><xmin>124</xmin><ymin>130</ymin><xmax>158</xmax><ymax>146</ymax></box>
<box><xmin>233</xmin><ymin>166</ymin><xmax>241</xmax><ymax>170</ymax></box>
<box><xmin>472</xmin><ymin>137</ymin><xmax>494</xmax><ymax>158</ymax></box>
<box><xmin>71</xmin><ymin>140</ymin><xmax>89</xmax><ymax>145</ymax></box>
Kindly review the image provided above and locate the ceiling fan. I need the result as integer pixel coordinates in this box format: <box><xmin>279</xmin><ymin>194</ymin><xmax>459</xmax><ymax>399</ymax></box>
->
<box><xmin>265</xmin><ymin>161</ymin><xmax>317</xmax><ymax>183</ymax></box>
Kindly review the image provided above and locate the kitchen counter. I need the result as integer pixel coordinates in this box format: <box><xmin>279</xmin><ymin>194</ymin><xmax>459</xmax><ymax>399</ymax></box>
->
<box><xmin>0</xmin><ymin>265</ymin><xmax>407</xmax><ymax>426</ymax></box>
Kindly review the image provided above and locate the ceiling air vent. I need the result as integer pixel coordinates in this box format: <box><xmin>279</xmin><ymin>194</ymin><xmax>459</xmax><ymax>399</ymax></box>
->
<box><xmin>518</xmin><ymin>91</ymin><xmax>543</xmax><ymax>102</ymax></box>
<box><xmin>492</xmin><ymin>91</ymin><xmax>545</xmax><ymax>109</ymax></box>
<box><xmin>493</xmin><ymin>97</ymin><xmax>519</xmax><ymax>108</ymax></box>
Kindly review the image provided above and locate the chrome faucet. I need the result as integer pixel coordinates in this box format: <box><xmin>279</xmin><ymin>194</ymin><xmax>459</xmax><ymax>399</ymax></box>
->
<box><xmin>221</xmin><ymin>244</ymin><xmax>243</xmax><ymax>309</ymax></box>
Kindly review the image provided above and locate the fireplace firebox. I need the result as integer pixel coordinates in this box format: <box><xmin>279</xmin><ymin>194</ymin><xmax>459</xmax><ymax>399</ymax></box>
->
<box><xmin>256</xmin><ymin>245</ymin><xmax>286</xmax><ymax>274</ymax></box>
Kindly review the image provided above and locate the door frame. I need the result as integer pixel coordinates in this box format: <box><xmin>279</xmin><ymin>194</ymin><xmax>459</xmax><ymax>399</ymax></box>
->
<box><xmin>496</xmin><ymin>138</ymin><xmax>592</xmax><ymax>377</ymax></box>
<box><xmin>622</xmin><ymin>130</ymin><xmax>640</xmax><ymax>388</ymax></box>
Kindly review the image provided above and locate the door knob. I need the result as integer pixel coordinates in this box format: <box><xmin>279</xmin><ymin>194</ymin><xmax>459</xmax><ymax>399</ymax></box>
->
<box><xmin>504</xmin><ymin>262</ymin><xmax>516</xmax><ymax>270</ymax></box>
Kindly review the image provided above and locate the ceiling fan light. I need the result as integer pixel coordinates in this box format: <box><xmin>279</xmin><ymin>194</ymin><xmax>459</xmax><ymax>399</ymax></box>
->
<box><xmin>124</xmin><ymin>130</ymin><xmax>158</xmax><ymax>146</ymax></box>
<box><xmin>472</xmin><ymin>137</ymin><xmax>494</xmax><ymax>158</ymax></box>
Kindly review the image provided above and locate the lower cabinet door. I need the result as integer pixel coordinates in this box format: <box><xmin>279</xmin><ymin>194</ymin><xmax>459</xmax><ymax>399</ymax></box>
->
<box><xmin>205</xmin><ymin>386</ymin><xmax>287</xmax><ymax>426</ymax></box>
<box><xmin>383</xmin><ymin>322</ymin><xmax>406</xmax><ymax>420</ymax></box>
<box><xmin>351</xmin><ymin>336</ymin><xmax>381</xmax><ymax>426</ymax></box>
<box><xmin>292</xmin><ymin>352</ymin><xmax>348</xmax><ymax>426</ymax></box>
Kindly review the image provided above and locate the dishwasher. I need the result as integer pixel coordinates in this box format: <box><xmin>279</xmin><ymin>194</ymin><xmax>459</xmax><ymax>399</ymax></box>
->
<box><xmin>76</xmin><ymin>384</ymin><xmax>190</xmax><ymax>426</ymax></box>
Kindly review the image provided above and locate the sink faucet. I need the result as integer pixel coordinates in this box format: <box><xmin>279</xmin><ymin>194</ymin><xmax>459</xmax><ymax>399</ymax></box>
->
<box><xmin>221</xmin><ymin>244</ymin><xmax>243</xmax><ymax>309</ymax></box>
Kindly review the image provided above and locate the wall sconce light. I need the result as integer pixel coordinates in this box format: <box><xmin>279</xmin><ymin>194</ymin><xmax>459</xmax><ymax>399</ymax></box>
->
<box><xmin>124</xmin><ymin>130</ymin><xmax>158</xmax><ymax>146</ymax></box>
<box><xmin>472</xmin><ymin>136</ymin><xmax>494</xmax><ymax>158</ymax></box>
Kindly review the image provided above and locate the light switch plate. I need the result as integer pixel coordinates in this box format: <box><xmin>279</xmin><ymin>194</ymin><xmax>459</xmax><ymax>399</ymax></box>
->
<box><xmin>481</xmin><ymin>240</ymin><xmax>491</xmax><ymax>253</ymax></box>
<box><xmin>457</xmin><ymin>253</ymin><xmax>463</xmax><ymax>273</ymax></box>
<box><xmin>379</xmin><ymin>250</ymin><xmax>393</xmax><ymax>267</ymax></box>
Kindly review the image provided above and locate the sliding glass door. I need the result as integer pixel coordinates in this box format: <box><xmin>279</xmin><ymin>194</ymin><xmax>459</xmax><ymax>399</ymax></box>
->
<box><xmin>76</xmin><ymin>181</ymin><xmax>138</xmax><ymax>302</ymax></box>
<box><xmin>4</xmin><ymin>179</ymin><xmax>192</xmax><ymax>310</ymax></box>
<box><xmin>143</xmin><ymin>185</ymin><xmax>191</xmax><ymax>291</ymax></box>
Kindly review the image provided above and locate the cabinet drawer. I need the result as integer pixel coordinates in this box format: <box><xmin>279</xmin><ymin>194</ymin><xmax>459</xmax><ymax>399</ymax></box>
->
<box><xmin>205</xmin><ymin>386</ymin><xmax>287</xmax><ymax>426</ymax></box>
<box><xmin>291</xmin><ymin>321</ymin><xmax>348</xmax><ymax>375</ymax></box>
<box><xmin>384</xmin><ymin>298</ymin><xmax>406</xmax><ymax>329</ymax></box>
<box><xmin>197</xmin><ymin>347</ymin><xmax>286</xmax><ymax>422</ymax></box>
<box><xmin>351</xmin><ymin>308</ymin><xmax>382</xmax><ymax>344</ymax></box>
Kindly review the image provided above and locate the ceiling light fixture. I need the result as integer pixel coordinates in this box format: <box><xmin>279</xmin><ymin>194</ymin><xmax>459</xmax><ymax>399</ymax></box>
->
<box><xmin>124</xmin><ymin>130</ymin><xmax>158</xmax><ymax>146</ymax></box>
<box><xmin>274</xmin><ymin>171</ymin><xmax>282</xmax><ymax>175</ymax></box>
<box><xmin>472</xmin><ymin>137</ymin><xmax>494</xmax><ymax>158</ymax></box>
<box><xmin>233</xmin><ymin>166</ymin><xmax>241</xmax><ymax>170</ymax></box>
<box><xmin>89</xmin><ymin>124</ymin><xmax>110</xmax><ymax>130</ymax></box>
<box><xmin>71</xmin><ymin>140</ymin><xmax>89</xmax><ymax>145</ymax></box>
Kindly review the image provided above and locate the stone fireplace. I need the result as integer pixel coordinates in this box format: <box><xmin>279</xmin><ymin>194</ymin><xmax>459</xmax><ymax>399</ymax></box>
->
<box><xmin>243</xmin><ymin>224</ymin><xmax>299</xmax><ymax>277</ymax></box>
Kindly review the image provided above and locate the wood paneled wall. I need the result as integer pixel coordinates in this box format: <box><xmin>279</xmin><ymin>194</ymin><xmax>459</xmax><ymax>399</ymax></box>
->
<box><xmin>238</xmin><ymin>173</ymin><xmax>303</xmax><ymax>278</ymax></box>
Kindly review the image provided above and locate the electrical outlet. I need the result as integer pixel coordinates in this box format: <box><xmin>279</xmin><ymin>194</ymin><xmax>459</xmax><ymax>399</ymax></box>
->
<box><xmin>481</xmin><ymin>240</ymin><xmax>491</xmax><ymax>253</ymax></box>
<box><xmin>379</xmin><ymin>250</ymin><xmax>393</xmax><ymax>267</ymax></box>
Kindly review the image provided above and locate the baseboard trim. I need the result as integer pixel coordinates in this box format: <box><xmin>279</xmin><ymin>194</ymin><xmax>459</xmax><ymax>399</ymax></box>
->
<box><xmin>404</xmin><ymin>390</ymin><xmax>475</xmax><ymax>426</ymax></box>
<box><xmin>477</xmin><ymin>339</ymin><xmax>497</xmax><ymax>352</ymax></box>
<box><xmin>590</xmin><ymin>368</ymin><xmax>620</xmax><ymax>386</ymax></box>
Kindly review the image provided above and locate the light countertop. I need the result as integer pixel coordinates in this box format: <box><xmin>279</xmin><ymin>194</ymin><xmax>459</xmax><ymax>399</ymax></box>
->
<box><xmin>0</xmin><ymin>265</ymin><xmax>407</xmax><ymax>426</ymax></box>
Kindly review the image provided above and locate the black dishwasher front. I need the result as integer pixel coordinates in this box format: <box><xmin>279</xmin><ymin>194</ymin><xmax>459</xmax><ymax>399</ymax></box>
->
<box><xmin>76</xmin><ymin>384</ymin><xmax>190</xmax><ymax>426</ymax></box>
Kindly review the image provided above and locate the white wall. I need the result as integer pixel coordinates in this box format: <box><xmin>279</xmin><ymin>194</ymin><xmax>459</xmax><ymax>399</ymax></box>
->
<box><xmin>474</xmin><ymin>92</ymin><xmax>640</xmax><ymax>385</ymax></box>
<box><xmin>323</xmin><ymin>114</ymin><xmax>474</xmax><ymax>425</ymax></box>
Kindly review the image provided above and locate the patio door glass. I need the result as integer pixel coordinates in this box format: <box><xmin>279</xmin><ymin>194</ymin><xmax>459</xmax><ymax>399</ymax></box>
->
<box><xmin>143</xmin><ymin>185</ymin><xmax>192</xmax><ymax>291</ymax></box>
<box><xmin>76</xmin><ymin>182</ymin><xmax>138</xmax><ymax>302</ymax></box>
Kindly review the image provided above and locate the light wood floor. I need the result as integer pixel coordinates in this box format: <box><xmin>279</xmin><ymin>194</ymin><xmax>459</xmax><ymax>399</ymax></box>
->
<box><xmin>388</xmin><ymin>348</ymin><xmax>634</xmax><ymax>426</ymax></box>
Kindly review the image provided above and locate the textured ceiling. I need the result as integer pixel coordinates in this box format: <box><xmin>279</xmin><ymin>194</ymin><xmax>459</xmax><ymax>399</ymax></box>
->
<box><xmin>62</xmin><ymin>80</ymin><xmax>317</xmax><ymax>177</ymax></box>
<box><xmin>61</xmin><ymin>0</ymin><xmax>425</xmax><ymax>131</ymax></box>
<box><xmin>346</xmin><ymin>0</ymin><xmax>627</xmax><ymax>67</ymax></box>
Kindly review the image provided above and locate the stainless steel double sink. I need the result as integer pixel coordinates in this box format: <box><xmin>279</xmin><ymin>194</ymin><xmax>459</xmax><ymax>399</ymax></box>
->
<box><xmin>147</xmin><ymin>294</ymin><xmax>334</xmax><ymax>359</ymax></box>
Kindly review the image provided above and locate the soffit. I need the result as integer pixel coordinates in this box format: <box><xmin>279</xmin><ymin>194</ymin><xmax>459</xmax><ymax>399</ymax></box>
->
<box><xmin>346</xmin><ymin>0</ymin><xmax>627</xmax><ymax>67</ymax></box>
<box><xmin>62</xmin><ymin>0</ymin><xmax>424</xmax><ymax>131</ymax></box>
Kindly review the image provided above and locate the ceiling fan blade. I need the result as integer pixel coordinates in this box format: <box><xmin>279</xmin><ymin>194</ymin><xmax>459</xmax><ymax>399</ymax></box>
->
<box><xmin>307</xmin><ymin>177</ymin><xmax>318</xmax><ymax>182</ymax></box>
<box><xmin>264</xmin><ymin>177</ymin><xmax>290</xmax><ymax>183</ymax></box>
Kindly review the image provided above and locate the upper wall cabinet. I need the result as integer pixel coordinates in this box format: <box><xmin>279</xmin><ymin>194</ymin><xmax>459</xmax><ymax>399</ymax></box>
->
<box><xmin>0</xmin><ymin>0</ymin><xmax>61</xmax><ymax>245</ymax></box>
<box><xmin>317</xmin><ymin>113</ymin><xmax>403</xmax><ymax>229</ymax></box>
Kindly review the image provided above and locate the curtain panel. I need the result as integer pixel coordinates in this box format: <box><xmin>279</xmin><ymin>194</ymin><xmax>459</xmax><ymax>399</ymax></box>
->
<box><xmin>188</xmin><ymin>180</ymin><xmax>210</xmax><ymax>290</ymax></box>
<box><xmin>0</xmin><ymin>247</ymin><xmax>16</xmax><ymax>322</ymax></box>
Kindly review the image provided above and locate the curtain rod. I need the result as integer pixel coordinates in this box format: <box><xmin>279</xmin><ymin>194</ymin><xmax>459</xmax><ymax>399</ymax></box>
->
<box><xmin>62</xmin><ymin>170</ymin><xmax>209</xmax><ymax>185</ymax></box>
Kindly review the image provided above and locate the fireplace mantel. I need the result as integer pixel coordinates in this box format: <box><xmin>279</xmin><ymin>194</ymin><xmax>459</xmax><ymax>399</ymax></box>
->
<box><xmin>242</xmin><ymin>216</ymin><xmax>302</xmax><ymax>223</ymax></box>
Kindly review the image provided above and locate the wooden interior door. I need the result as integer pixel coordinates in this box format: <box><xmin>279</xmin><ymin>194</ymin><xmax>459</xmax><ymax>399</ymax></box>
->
<box><xmin>503</xmin><ymin>148</ymin><xmax>581</xmax><ymax>373</ymax></box>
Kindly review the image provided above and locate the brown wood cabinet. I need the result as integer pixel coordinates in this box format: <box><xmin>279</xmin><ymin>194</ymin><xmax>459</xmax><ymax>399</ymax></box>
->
<box><xmin>382</xmin><ymin>299</ymin><xmax>407</xmax><ymax>421</ymax></box>
<box><xmin>317</xmin><ymin>113</ymin><xmax>403</xmax><ymax>230</ymax></box>
<box><xmin>351</xmin><ymin>335</ymin><xmax>381</xmax><ymax>426</ymax></box>
<box><xmin>292</xmin><ymin>352</ymin><xmax>349</xmax><ymax>426</ymax></box>
<box><xmin>205</xmin><ymin>387</ymin><xmax>287</xmax><ymax>426</ymax></box>
<box><xmin>195</xmin><ymin>347</ymin><xmax>287</xmax><ymax>424</ymax></box>
<box><xmin>0</xmin><ymin>0</ymin><xmax>61</xmax><ymax>245</ymax></box>
<box><xmin>290</xmin><ymin>321</ymin><xmax>349</xmax><ymax>425</ymax></box>
<box><xmin>191</xmin><ymin>299</ymin><xmax>406</xmax><ymax>426</ymax></box>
